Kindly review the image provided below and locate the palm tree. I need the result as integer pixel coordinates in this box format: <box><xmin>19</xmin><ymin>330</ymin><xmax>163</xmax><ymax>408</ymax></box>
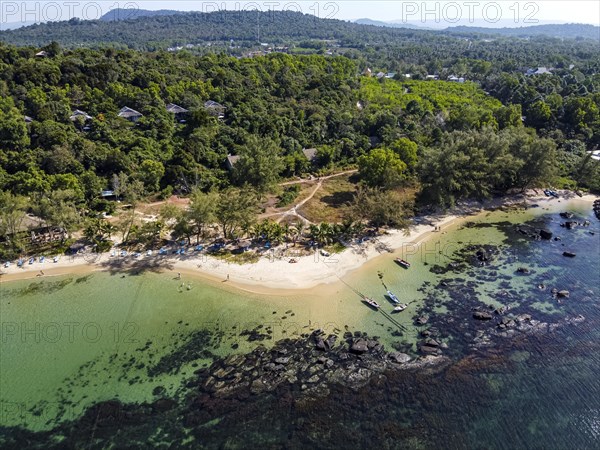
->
<box><xmin>293</xmin><ymin>220</ymin><xmax>305</xmax><ymax>246</ymax></box>
<box><xmin>283</xmin><ymin>222</ymin><xmax>291</xmax><ymax>244</ymax></box>
<box><xmin>308</xmin><ymin>224</ymin><xmax>320</xmax><ymax>246</ymax></box>
<box><xmin>318</xmin><ymin>223</ymin><xmax>335</xmax><ymax>246</ymax></box>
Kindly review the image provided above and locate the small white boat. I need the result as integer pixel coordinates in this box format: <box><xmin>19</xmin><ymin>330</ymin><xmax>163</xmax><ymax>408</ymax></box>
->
<box><xmin>393</xmin><ymin>303</ymin><xmax>409</xmax><ymax>313</ymax></box>
<box><xmin>362</xmin><ymin>297</ymin><xmax>381</xmax><ymax>309</ymax></box>
<box><xmin>320</xmin><ymin>249</ymin><xmax>331</xmax><ymax>257</ymax></box>
<box><xmin>147</xmin><ymin>250</ymin><xmax>153</xmax><ymax>256</ymax></box>
<box><xmin>4</xmin><ymin>261</ymin><xmax>10</xmax><ymax>268</ymax></box>
<box><xmin>394</xmin><ymin>258</ymin><xmax>411</xmax><ymax>268</ymax></box>
<box><xmin>386</xmin><ymin>290</ymin><xmax>400</xmax><ymax>304</ymax></box>
<box><xmin>110</xmin><ymin>250</ymin><xmax>116</xmax><ymax>257</ymax></box>
<box><xmin>53</xmin><ymin>256</ymin><xmax>59</xmax><ymax>263</ymax></box>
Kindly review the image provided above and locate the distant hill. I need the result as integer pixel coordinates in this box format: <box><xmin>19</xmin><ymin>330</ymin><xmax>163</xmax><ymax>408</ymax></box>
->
<box><xmin>0</xmin><ymin>20</ymin><xmax>39</xmax><ymax>30</ymax></box>
<box><xmin>445</xmin><ymin>23</ymin><xmax>600</xmax><ymax>40</ymax></box>
<box><xmin>100</xmin><ymin>8</ymin><xmax>185</xmax><ymax>21</ymax></box>
<box><xmin>354</xmin><ymin>18</ymin><xmax>431</xmax><ymax>30</ymax></box>
<box><xmin>0</xmin><ymin>8</ymin><xmax>598</xmax><ymax>66</ymax></box>
<box><xmin>354</xmin><ymin>18</ymin><xmax>599</xmax><ymax>40</ymax></box>
<box><xmin>0</xmin><ymin>10</ymin><xmax>449</xmax><ymax>49</ymax></box>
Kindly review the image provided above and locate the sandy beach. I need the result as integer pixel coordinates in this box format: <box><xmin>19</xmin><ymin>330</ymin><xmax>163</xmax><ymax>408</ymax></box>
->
<box><xmin>1</xmin><ymin>191</ymin><xmax>597</xmax><ymax>292</ymax></box>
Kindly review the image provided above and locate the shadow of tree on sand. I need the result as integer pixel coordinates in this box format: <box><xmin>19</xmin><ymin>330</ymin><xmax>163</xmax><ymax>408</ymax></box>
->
<box><xmin>97</xmin><ymin>257</ymin><xmax>175</xmax><ymax>276</ymax></box>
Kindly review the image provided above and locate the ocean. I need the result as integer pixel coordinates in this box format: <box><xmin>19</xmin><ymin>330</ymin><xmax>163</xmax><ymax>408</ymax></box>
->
<box><xmin>1</xmin><ymin>199</ymin><xmax>598</xmax><ymax>448</ymax></box>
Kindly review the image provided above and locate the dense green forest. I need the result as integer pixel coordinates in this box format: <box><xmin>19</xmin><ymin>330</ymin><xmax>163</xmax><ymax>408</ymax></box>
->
<box><xmin>2</xmin><ymin>41</ymin><xmax>588</xmax><ymax>201</ymax></box>
<box><xmin>0</xmin><ymin>13</ymin><xmax>599</xmax><ymax>257</ymax></box>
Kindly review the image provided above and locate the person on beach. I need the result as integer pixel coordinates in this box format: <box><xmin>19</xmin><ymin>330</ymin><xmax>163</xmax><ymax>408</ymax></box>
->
<box><xmin>227</xmin><ymin>274</ymin><xmax>229</xmax><ymax>281</ymax></box>
<box><xmin>177</xmin><ymin>272</ymin><xmax>181</xmax><ymax>280</ymax></box>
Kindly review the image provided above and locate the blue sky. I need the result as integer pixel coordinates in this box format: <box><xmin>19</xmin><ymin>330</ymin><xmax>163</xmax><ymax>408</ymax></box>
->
<box><xmin>2</xmin><ymin>1</ymin><xmax>599</xmax><ymax>27</ymax></box>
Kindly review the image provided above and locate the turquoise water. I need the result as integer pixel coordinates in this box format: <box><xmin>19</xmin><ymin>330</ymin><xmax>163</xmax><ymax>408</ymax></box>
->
<box><xmin>1</xmin><ymin>199</ymin><xmax>599</xmax><ymax>448</ymax></box>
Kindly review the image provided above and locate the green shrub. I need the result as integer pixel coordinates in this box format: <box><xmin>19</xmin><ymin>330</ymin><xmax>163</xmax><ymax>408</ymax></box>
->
<box><xmin>276</xmin><ymin>185</ymin><xmax>301</xmax><ymax>207</ymax></box>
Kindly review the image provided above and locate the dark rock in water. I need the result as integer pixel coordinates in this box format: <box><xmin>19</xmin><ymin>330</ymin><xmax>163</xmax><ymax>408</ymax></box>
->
<box><xmin>497</xmin><ymin>318</ymin><xmax>516</xmax><ymax>329</ymax></box>
<box><xmin>152</xmin><ymin>386</ymin><xmax>166</xmax><ymax>396</ymax></box>
<box><xmin>565</xmin><ymin>221</ymin><xmax>578</xmax><ymax>230</ymax></box>
<box><xmin>539</xmin><ymin>229</ymin><xmax>553</xmax><ymax>240</ymax></box>
<box><xmin>423</xmin><ymin>338</ymin><xmax>440</xmax><ymax>347</ymax></box>
<box><xmin>315</xmin><ymin>338</ymin><xmax>326</xmax><ymax>351</ymax></box>
<box><xmin>557</xmin><ymin>290</ymin><xmax>570</xmax><ymax>298</ymax></box>
<box><xmin>473</xmin><ymin>311</ymin><xmax>493</xmax><ymax>321</ymax></box>
<box><xmin>563</xmin><ymin>251</ymin><xmax>576</xmax><ymax>258</ymax></box>
<box><xmin>516</xmin><ymin>267</ymin><xmax>531</xmax><ymax>274</ymax></box>
<box><xmin>476</xmin><ymin>248</ymin><xmax>489</xmax><ymax>262</ymax></box>
<box><xmin>152</xmin><ymin>398</ymin><xmax>177</xmax><ymax>412</ymax></box>
<box><xmin>350</xmin><ymin>338</ymin><xmax>369</xmax><ymax>354</ymax></box>
<box><xmin>389</xmin><ymin>352</ymin><xmax>412</xmax><ymax>363</ymax></box>
<box><xmin>559</xmin><ymin>212</ymin><xmax>574</xmax><ymax>219</ymax></box>
<box><xmin>554</xmin><ymin>236</ymin><xmax>561</xmax><ymax>241</ymax></box>
<box><xmin>515</xmin><ymin>314</ymin><xmax>532</xmax><ymax>323</ymax></box>
<box><xmin>494</xmin><ymin>305</ymin><xmax>509</xmax><ymax>315</ymax></box>
<box><xmin>415</xmin><ymin>315</ymin><xmax>429</xmax><ymax>325</ymax></box>
<box><xmin>325</xmin><ymin>335</ymin><xmax>337</xmax><ymax>350</ymax></box>
<box><xmin>419</xmin><ymin>345</ymin><xmax>441</xmax><ymax>355</ymax></box>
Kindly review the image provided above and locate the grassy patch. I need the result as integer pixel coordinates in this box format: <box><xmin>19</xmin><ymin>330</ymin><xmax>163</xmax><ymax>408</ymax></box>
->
<box><xmin>298</xmin><ymin>175</ymin><xmax>356</xmax><ymax>223</ymax></box>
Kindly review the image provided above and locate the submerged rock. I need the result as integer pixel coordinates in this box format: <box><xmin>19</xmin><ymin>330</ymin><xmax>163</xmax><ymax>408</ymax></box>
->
<box><xmin>350</xmin><ymin>338</ymin><xmax>369</xmax><ymax>354</ymax></box>
<box><xmin>473</xmin><ymin>311</ymin><xmax>493</xmax><ymax>321</ymax></box>
<box><xmin>539</xmin><ymin>229</ymin><xmax>553</xmax><ymax>240</ymax></box>
<box><xmin>415</xmin><ymin>315</ymin><xmax>429</xmax><ymax>325</ymax></box>
<box><xmin>389</xmin><ymin>352</ymin><xmax>412</xmax><ymax>364</ymax></box>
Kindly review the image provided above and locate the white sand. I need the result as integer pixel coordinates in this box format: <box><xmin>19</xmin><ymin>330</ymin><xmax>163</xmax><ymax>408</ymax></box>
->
<box><xmin>2</xmin><ymin>191</ymin><xmax>597</xmax><ymax>292</ymax></box>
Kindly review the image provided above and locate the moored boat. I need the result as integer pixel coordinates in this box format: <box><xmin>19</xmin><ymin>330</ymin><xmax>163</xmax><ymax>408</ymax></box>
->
<box><xmin>362</xmin><ymin>297</ymin><xmax>381</xmax><ymax>309</ymax></box>
<box><xmin>394</xmin><ymin>258</ymin><xmax>411</xmax><ymax>268</ymax></box>
<box><xmin>386</xmin><ymin>290</ymin><xmax>400</xmax><ymax>304</ymax></box>
<box><xmin>393</xmin><ymin>303</ymin><xmax>408</xmax><ymax>312</ymax></box>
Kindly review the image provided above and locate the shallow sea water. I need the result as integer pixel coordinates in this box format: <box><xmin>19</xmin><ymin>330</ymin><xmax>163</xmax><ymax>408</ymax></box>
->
<box><xmin>1</xmin><ymin>198</ymin><xmax>599</xmax><ymax>448</ymax></box>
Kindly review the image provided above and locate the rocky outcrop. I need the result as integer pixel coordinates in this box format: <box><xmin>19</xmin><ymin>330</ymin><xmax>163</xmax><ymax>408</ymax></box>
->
<box><xmin>192</xmin><ymin>331</ymin><xmax>450</xmax><ymax>401</ymax></box>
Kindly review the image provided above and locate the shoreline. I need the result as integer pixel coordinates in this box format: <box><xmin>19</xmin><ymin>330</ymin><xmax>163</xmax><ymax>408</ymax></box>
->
<box><xmin>1</xmin><ymin>191</ymin><xmax>597</xmax><ymax>293</ymax></box>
